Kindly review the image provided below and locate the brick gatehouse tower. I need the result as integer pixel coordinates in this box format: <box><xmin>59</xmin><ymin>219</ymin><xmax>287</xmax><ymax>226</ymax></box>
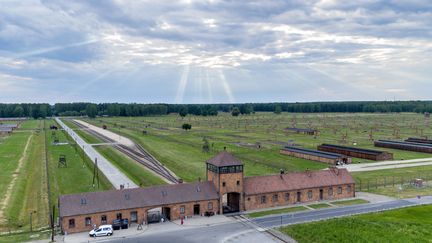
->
<box><xmin>206</xmin><ymin>150</ymin><xmax>244</xmax><ymax>214</ymax></box>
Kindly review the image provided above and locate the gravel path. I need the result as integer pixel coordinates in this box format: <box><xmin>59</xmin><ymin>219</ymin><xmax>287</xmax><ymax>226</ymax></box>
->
<box><xmin>339</xmin><ymin>157</ymin><xmax>432</xmax><ymax>172</ymax></box>
<box><xmin>73</xmin><ymin>120</ymin><xmax>135</xmax><ymax>148</ymax></box>
<box><xmin>56</xmin><ymin>118</ymin><xmax>137</xmax><ymax>189</ymax></box>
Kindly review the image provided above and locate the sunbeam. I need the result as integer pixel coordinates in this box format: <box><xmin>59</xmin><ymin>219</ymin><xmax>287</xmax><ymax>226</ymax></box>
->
<box><xmin>13</xmin><ymin>39</ymin><xmax>101</xmax><ymax>59</ymax></box>
<box><xmin>205</xmin><ymin>68</ymin><xmax>213</xmax><ymax>103</ymax></box>
<box><xmin>218</xmin><ymin>69</ymin><xmax>235</xmax><ymax>103</ymax></box>
<box><xmin>175</xmin><ymin>65</ymin><xmax>190</xmax><ymax>103</ymax></box>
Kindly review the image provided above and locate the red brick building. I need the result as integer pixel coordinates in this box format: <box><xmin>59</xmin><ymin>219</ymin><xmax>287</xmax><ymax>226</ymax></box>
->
<box><xmin>59</xmin><ymin>151</ymin><xmax>355</xmax><ymax>233</ymax></box>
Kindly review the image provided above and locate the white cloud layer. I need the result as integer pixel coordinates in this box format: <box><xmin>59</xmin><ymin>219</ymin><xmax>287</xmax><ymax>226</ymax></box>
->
<box><xmin>0</xmin><ymin>0</ymin><xmax>431</xmax><ymax>103</ymax></box>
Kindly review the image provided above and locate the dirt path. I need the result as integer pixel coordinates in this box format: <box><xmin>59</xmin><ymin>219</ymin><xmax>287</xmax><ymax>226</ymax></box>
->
<box><xmin>0</xmin><ymin>134</ymin><xmax>33</xmax><ymax>224</ymax></box>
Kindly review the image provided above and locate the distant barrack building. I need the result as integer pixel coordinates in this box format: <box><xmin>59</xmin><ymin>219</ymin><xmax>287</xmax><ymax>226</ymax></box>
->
<box><xmin>317</xmin><ymin>144</ymin><xmax>393</xmax><ymax>161</ymax></box>
<box><xmin>280</xmin><ymin>146</ymin><xmax>352</xmax><ymax>165</ymax></box>
<box><xmin>59</xmin><ymin>151</ymin><xmax>355</xmax><ymax>233</ymax></box>
<box><xmin>285</xmin><ymin>127</ymin><xmax>319</xmax><ymax>136</ymax></box>
<box><xmin>374</xmin><ymin>140</ymin><xmax>432</xmax><ymax>154</ymax></box>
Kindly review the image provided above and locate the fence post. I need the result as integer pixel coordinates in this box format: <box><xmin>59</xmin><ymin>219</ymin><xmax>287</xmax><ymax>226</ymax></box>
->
<box><xmin>359</xmin><ymin>179</ymin><xmax>362</xmax><ymax>191</ymax></box>
<box><xmin>367</xmin><ymin>180</ymin><xmax>370</xmax><ymax>191</ymax></box>
<box><xmin>376</xmin><ymin>178</ymin><xmax>378</xmax><ymax>189</ymax></box>
<box><xmin>384</xmin><ymin>177</ymin><xmax>386</xmax><ymax>188</ymax></box>
<box><xmin>393</xmin><ymin>176</ymin><xmax>395</xmax><ymax>187</ymax></box>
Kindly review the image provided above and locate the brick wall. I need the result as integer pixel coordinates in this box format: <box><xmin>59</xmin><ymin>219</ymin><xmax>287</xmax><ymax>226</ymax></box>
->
<box><xmin>280</xmin><ymin>149</ymin><xmax>337</xmax><ymax>164</ymax></box>
<box><xmin>244</xmin><ymin>183</ymin><xmax>355</xmax><ymax>211</ymax></box>
<box><xmin>60</xmin><ymin>199</ymin><xmax>220</xmax><ymax>234</ymax></box>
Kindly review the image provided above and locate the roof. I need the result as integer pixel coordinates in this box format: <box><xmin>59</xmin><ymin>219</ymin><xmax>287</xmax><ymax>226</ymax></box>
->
<box><xmin>0</xmin><ymin>124</ymin><xmax>17</xmax><ymax>129</ymax></box>
<box><xmin>281</xmin><ymin>146</ymin><xmax>346</xmax><ymax>159</ymax></box>
<box><xmin>59</xmin><ymin>181</ymin><xmax>218</xmax><ymax>217</ymax></box>
<box><xmin>319</xmin><ymin>144</ymin><xmax>388</xmax><ymax>155</ymax></box>
<box><xmin>206</xmin><ymin>151</ymin><xmax>243</xmax><ymax>167</ymax></box>
<box><xmin>376</xmin><ymin>140</ymin><xmax>432</xmax><ymax>148</ymax></box>
<box><xmin>244</xmin><ymin>168</ymin><xmax>354</xmax><ymax>196</ymax></box>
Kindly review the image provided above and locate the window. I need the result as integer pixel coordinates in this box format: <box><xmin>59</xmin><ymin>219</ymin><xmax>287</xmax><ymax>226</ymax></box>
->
<box><xmin>222</xmin><ymin>182</ymin><xmax>226</xmax><ymax>187</ymax></box>
<box><xmin>101</xmin><ymin>215</ymin><xmax>107</xmax><ymax>224</ymax></box>
<box><xmin>116</xmin><ymin>213</ymin><xmax>122</xmax><ymax>220</ymax></box>
<box><xmin>328</xmin><ymin>188</ymin><xmax>333</xmax><ymax>196</ymax></box>
<box><xmin>285</xmin><ymin>193</ymin><xmax>290</xmax><ymax>202</ymax></box>
<box><xmin>307</xmin><ymin>190</ymin><xmax>313</xmax><ymax>199</ymax></box>
<box><xmin>236</xmin><ymin>180</ymin><xmax>240</xmax><ymax>186</ymax></box>
<box><xmin>261</xmin><ymin>195</ymin><xmax>266</xmax><ymax>204</ymax></box>
<box><xmin>180</xmin><ymin>205</ymin><xmax>185</xmax><ymax>214</ymax></box>
<box><xmin>347</xmin><ymin>185</ymin><xmax>351</xmax><ymax>193</ymax></box>
<box><xmin>272</xmin><ymin>194</ymin><xmax>278</xmax><ymax>202</ymax></box>
<box><xmin>68</xmin><ymin>219</ymin><xmax>75</xmax><ymax>228</ymax></box>
<box><xmin>208</xmin><ymin>202</ymin><xmax>213</xmax><ymax>210</ymax></box>
<box><xmin>85</xmin><ymin>217</ymin><xmax>91</xmax><ymax>226</ymax></box>
<box><xmin>338</xmin><ymin>187</ymin><xmax>342</xmax><ymax>194</ymax></box>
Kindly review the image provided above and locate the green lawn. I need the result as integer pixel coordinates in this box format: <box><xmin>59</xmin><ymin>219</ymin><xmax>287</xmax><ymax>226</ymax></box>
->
<box><xmin>0</xmin><ymin>230</ymin><xmax>51</xmax><ymax>243</ymax></box>
<box><xmin>62</xmin><ymin>119</ymin><xmax>103</xmax><ymax>144</ymax></box>
<box><xmin>96</xmin><ymin>145</ymin><xmax>166</xmax><ymax>187</ymax></box>
<box><xmin>330</xmin><ymin>199</ymin><xmax>369</xmax><ymax>206</ymax></box>
<box><xmin>4</xmin><ymin>122</ymin><xmax>49</xmax><ymax>230</ymax></box>
<box><xmin>352</xmin><ymin>165</ymin><xmax>432</xmax><ymax>197</ymax></box>
<box><xmin>247</xmin><ymin>206</ymin><xmax>308</xmax><ymax>218</ymax></box>
<box><xmin>81</xmin><ymin>113</ymin><xmax>432</xmax><ymax>183</ymax></box>
<box><xmin>280</xmin><ymin>204</ymin><xmax>432</xmax><ymax>243</ymax></box>
<box><xmin>45</xmin><ymin>119</ymin><xmax>113</xmax><ymax>218</ymax></box>
<box><xmin>308</xmin><ymin>203</ymin><xmax>332</xmax><ymax>209</ymax></box>
<box><xmin>0</xmin><ymin>120</ymin><xmax>49</xmax><ymax>232</ymax></box>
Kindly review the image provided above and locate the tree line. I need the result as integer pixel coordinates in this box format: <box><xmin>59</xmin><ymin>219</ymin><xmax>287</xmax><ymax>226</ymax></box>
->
<box><xmin>0</xmin><ymin>101</ymin><xmax>431</xmax><ymax>118</ymax></box>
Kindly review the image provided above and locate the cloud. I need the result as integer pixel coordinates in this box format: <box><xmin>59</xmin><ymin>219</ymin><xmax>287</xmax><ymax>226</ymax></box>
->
<box><xmin>0</xmin><ymin>0</ymin><xmax>431</xmax><ymax>103</ymax></box>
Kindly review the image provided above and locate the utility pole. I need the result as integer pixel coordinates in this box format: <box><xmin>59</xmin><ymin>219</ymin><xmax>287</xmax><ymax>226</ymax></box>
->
<box><xmin>51</xmin><ymin>205</ymin><xmax>55</xmax><ymax>242</ymax></box>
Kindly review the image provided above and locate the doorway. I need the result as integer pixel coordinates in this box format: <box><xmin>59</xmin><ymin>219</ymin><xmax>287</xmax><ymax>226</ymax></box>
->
<box><xmin>162</xmin><ymin>207</ymin><xmax>171</xmax><ymax>220</ymax></box>
<box><xmin>222</xmin><ymin>192</ymin><xmax>241</xmax><ymax>214</ymax></box>
<box><xmin>193</xmin><ymin>204</ymin><xmax>200</xmax><ymax>215</ymax></box>
<box><xmin>319</xmin><ymin>189</ymin><xmax>323</xmax><ymax>200</ymax></box>
<box><xmin>297</xmin><ymin>191</ymin><xmax>301</xmax><ymax>203</ymax></box>
<box><xmin>130</xmin><ymin>211</ymin><xmax>138</xmax><ymax>223</ymax></box>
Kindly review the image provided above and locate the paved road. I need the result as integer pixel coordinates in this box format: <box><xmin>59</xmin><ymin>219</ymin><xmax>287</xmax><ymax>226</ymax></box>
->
<box><xmin>107</xmin><ymin>221</ymin><xmax>281</xmax><ymax>243</ymax></box>
<box><xmin>55</xmin><ymin>117</ymin><xmax>138</xmax><ymax>189</ymax></box>
<box><xmin>252</xmin><ymin>199</ymin><xmax>417</xmax><ymax>228</ymax></box>
<box><xmin>340</xmin><ymin>157</ymin><xmax>432</xmax><ymax>172</ymax></box>
<box><xmin>104</xmin><ymin>196</ymin><xmax>432</xmax><ymax>243</ymax></box>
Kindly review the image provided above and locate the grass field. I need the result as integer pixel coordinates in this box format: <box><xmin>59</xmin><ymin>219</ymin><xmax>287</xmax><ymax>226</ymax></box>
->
<box><xmin>96</xmin><ymin>145</ymin><xmax>166</xmax><ymax>186</ymax></box>
<box><xmin>308</xmin><ymin>203</ymin><xmax>332</xmax><ymax>209</ymax></box>
<box><xmin>0</xmin><ymin>120</ymin><xmax>49</xmax><ymax>232</ymax></box>
<box><xmin>61</xmin><ymin>118</ymin><xmax>167</xmax><ymax>187</ymax></box>
<box><xmin>45</xmin><ymin>119</ymin><xmax>113</xmax><ymax>218</ymax></box>
<box><xmin>81</xmin><ymin>112</ymin><xmax>432</xmax><ymax>183</ymax></box>
<box><xmin>280</xmin><ymin>204</ymin><xmax>432</xmax><ymax>243</ymax></box>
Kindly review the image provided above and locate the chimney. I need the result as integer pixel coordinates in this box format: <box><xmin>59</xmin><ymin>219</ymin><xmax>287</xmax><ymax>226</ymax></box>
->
<box><xmin>305</xmin><ymin>169</ymin><xmax>312</xmax><ymax>177</ymax></box>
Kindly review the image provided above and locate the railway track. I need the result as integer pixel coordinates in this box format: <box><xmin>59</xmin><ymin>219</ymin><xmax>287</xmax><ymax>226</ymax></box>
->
<box><xmin>69</xmin><ymin>120</ymin><xmax>179</xmax><ymax>184</ymax></box>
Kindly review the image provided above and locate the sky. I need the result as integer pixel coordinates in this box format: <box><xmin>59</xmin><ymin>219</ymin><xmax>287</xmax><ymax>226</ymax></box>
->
<box><xmin>0</xmin><ymin>0</ymin><xmax>431</xmax><ymax>104</ymax></box>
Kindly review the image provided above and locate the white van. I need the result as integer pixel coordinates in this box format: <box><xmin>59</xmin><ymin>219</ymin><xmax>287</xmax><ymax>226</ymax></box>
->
<box><xmin>89</xmin><ymin>225</ymin><xmax>113</xmax><ymax>237</ymax></box>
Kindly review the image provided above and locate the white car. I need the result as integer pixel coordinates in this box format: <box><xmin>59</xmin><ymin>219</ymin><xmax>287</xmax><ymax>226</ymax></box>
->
<box><xmin>89</xmin><ymin>225</ymin><xmax>113</xmax><ymax>237</ymax></box>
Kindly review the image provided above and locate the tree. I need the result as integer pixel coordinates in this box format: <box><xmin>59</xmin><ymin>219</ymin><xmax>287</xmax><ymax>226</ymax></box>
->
<box><xmin>179</xmin><ymin>106</ymin><xmax>188</xmax><ymax>118</ymax></box>
<box><xmin>274</xmin><ymin>105</ymin><xmax>282</xmax><ymax>114</ymax></box>
<box><xmin>182</xmin><ymin>123</ymin><xmax>192</xmax><ymax>131</ymax></box>
<box><xmin>13</xmin><ymin>105</ymin><xmax>24</xmax><ymax>117</ymax></box>
<box><xmin>202</xmin><ymin>137</ymin><xmax>210</xmax><ymax>153</ymax></box>
<box><xmin>86</xmin><ymin>104</ymin><xmax>98</xmax><ymax>118</ymax></box>
<box><xmin>231</xmin><ymin>107</ymin><xmax>240</xmax><ymax>117</ymax></box>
